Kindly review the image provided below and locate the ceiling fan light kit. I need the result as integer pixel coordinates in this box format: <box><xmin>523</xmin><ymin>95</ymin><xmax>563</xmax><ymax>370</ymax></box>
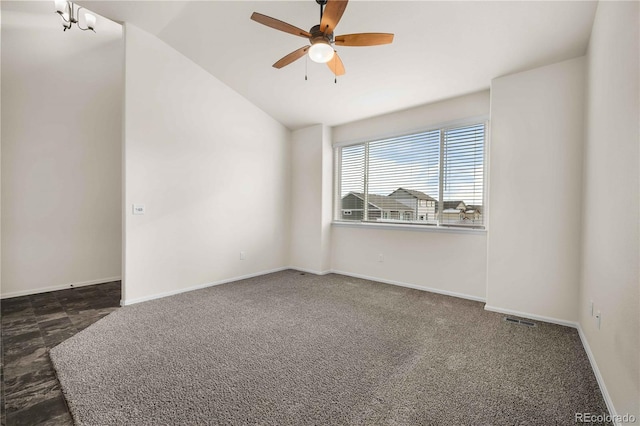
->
<box><xmin>251</xmin><ymin>0</ymin><xmax>393</xmax><ymax>80</ymax></box>
<box><xmin>309</xmin><ymin>41</ymin><xmax>334</xmax><ymax>63</ymax></box>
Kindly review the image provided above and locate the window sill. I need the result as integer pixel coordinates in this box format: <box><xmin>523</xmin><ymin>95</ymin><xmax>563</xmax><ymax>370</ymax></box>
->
<box><xmin>331</xmin><ymin>221</ymin><xmax>487</xmax><ymax>234</ymax></box>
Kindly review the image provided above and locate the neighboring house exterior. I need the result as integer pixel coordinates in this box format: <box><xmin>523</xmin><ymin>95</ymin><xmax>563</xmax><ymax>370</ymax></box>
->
<box><xmin>341</xmin><ymin>189</ymin><xmax>482</xmax><ymax>224</ymax></box>
<box><xmin>388</xmin><ymin>188</ymin><xmax>437</xmax><ymax>221</ymax></box>
<box><xmin>464</xmin><ymin>205</ymin><xmax>482</xmax><ymax>222</ymax></box>
<box><xmin>340</xmin><ymin>192</ymin><xmax>415</xmax><ymax>221</ymax></box>
<box><xmin>437</xmin><ymin>201</ymin><xmax>483</xmax><ymax>224</ymax></box>
<box><xmin>443</xmin><ymin>201</ymin><xmax>467</xmax><ymax>211</ymax></box>
<box><xmin>437</xmin><ymin>200</ymin><xmax>466</xmax><ymax>223</ymax></box>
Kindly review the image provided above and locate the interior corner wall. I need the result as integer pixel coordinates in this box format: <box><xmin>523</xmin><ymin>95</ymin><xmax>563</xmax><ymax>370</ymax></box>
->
<box><xmin>320</xmin><ymin>125</ymin><xmax>333</xmax><ymax>272</ymax></box>
<box><xmin>330</xmin><ymin>91</ymin><xmax>490</xmax><ymax>301</ymax></box>
<box><xmin>579</xmin><ymin>1</ymin><xmax>639</xmax><ymax>419</ymax></box>
<box><xmin>290</xmin><ymin>124</ymin><xmax>332</xmax><ymax>274</ymax></box>
<box><xmin>486</xmin><ymin>57</ymin><xmax>585</xmax><ymax>324</ymax></box>
<box><xmin>123</xmin><ymin>24</ymin><xmax>290</xmax><ymax>304</ymax></box>
<box><xmin>1</xmin><ymin>6</ymin><xmax>123</xmax><ymax>298</ymax></box>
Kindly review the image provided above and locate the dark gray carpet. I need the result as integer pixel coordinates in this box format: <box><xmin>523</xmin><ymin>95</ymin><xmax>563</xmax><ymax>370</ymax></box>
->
<box><xmin>49</xmin><ymin>270</ymin><xmax>609</xmax><ymax>425</ymax></box>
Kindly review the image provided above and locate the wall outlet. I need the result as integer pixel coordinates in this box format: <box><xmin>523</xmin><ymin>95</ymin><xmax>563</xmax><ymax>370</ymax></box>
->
<box><xmin>377</xmin><ymin>254</ymin><xmax>384</xmax><ymax>263</ymax></box>
<box><xmin>240</xmin><ymin>251</ymin><xmax>246</xmax><ymax>261</ymax></box>
<box><xmin>590</xmin><ymin>300</ymin><xmax>594</xmax><ymax>316</ymax></box>
<box><xmin>595</xmin><ymin>311</ymin><xmax>601</xmax><ymax>329</ymax></box>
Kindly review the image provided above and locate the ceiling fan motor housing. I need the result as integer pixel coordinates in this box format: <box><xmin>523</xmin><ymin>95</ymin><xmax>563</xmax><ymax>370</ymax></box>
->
<box><xmin>310</xmin><ymin>24</ymin><xmax>333</xmax><ymax>45</ymax></box>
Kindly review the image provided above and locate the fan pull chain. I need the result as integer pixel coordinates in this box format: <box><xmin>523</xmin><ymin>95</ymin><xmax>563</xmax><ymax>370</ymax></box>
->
<box><xmin>305</xmin><ymin>54</ymin><xmax>308</xmax><ymax>81</ymax></box>
<box><xmin>334</xmin><ymin>50</ymin><xmax>337</xmax><ymax>84</ymax></box>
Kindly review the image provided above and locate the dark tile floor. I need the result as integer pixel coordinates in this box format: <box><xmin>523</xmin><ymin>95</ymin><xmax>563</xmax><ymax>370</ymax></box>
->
<box><xmin>1</xmin><ymin>282</ymin><xmax>121</xmax><ymax>426</ymax></box>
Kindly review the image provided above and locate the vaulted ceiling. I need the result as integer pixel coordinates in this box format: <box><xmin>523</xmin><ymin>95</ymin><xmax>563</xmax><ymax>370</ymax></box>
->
<box><xmin>63</xmin><ymin>1</ymin><xmax>599</xmax><ymax>129</ymax></box>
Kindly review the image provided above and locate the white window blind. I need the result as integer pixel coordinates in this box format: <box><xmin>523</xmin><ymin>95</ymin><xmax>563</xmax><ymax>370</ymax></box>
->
<box><xmin>441</xmin><ymin>124</ymin><xmax>485</xmax><ymax>226</ymax></box>
<box><xmin>339</xmin><ymin>144</ymin><xmax>365</xmax><ymax>221</ymax></box>
<box><xmin>337</xmin><ymin>122</ymin><xmax>486</xmax><ymax>228</ymax></box>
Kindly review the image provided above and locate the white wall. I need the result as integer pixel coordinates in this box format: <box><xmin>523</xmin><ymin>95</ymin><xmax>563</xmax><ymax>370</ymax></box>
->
<box><xmin>331</xmin><ymin>226</ymin><xmax>487</xmax><ymax>300</ymax></box>
<box><xmin>290</xmin><ymin>124</ymin><xmax>333</xmax><ymax>273</ymax></box>
<box><xmin>1</xmin><ymin>2</ymin><xmax>123</xmax><ymax>298</ymax></box>
<box><xmin>486</xmin><ymin>57</ymin><xmax>585</xmax><ymax>324</ymax></box>
<box><xmin>123</xmin><ymin>24</ymin><xmax>290</xmax><ymax>304</ymax></box>
<box><xmin>333</xmin><ymin>91</ymin><xmax>490</xmax><ymax>145</ymax></box>
<box><xmin>331</xmin><ymin>91</ymin><xmax>490</xmax><ymax>301</ymax></box>
<box><xmin>580</xmin><ymin>1</ymin><xmax>639</xmax><ymax>420</ymax></box>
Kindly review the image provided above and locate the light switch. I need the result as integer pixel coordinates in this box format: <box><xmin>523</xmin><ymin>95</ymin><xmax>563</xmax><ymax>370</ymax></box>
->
<box><xmin>132</xmin><ymin>204</ymin><xmax>146</xmax><ymax>215</ymax></box>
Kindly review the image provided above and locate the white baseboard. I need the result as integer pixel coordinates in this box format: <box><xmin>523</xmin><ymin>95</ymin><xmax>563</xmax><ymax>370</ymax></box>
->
<box><xmin>483</xmin><ymin>304</ymin><xmax>578</xmax><ymax>328</ymax></box>
<box><xmin>576</xmin><ymin>324</ymin><xmax>619</xmax><ymax>425</ymax></box>
<box><xmin>0</xmin><ymin>276</ymin><xmax>122</xmax><ymax>299</ymax></box>
<box><xmin>330</xmin><ymin>269</ymin><xmax>486</xmax><ymax>303</ymax></box>
<box><xmin>120</xmin><ymin>267</ymin><xmax>289</xmax><ymax>306</ymax></box>
<box><xmin>288</xmin><ymin>267</ymin><xmax>331</xmax><ymax>276</ymax></box>
<box><xmin>121</xmin><ymin>267</ymin><xmax>484</xmax><ymax>305</ymax></box>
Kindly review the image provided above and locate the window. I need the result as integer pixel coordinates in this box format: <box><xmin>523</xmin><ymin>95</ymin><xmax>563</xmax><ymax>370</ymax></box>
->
<box><xmin>336</xmin><ymin>122</ymin><xmax>486</xmax><ymax>229</ymax></box>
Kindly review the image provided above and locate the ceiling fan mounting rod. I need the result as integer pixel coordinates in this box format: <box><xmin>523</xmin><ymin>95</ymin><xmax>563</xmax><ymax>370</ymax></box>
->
<box><xmin>316</xmin><ymin>0</ymin><xmax>327</xmax><ymax>21</ymax></box>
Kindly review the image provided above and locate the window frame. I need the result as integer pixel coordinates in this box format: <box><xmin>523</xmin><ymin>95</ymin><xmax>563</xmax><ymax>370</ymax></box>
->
<box><xmin>333</xmin><ymin>117</ymin><xmax>490</xmax><ymax>232</ymax></box>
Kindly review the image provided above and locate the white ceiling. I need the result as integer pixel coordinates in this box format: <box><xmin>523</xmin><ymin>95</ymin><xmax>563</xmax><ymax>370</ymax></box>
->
<box><xmin>79</xmin><ymin>1</ymin><xmax>596</xmax><ymax>129</ymax></box>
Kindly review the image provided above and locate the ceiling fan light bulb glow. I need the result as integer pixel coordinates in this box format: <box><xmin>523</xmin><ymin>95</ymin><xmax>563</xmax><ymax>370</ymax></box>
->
<box><xmin>309</xmin><ymin>42</ymin><xmax>335</xmax><ymax>63</ymax></box>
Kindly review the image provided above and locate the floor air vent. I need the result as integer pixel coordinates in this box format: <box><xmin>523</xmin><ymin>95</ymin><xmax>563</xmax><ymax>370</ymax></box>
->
<box><xmin>503</xmin><ymin>317</ymin><xmax>537</xmax><ymax>327</ymax></box>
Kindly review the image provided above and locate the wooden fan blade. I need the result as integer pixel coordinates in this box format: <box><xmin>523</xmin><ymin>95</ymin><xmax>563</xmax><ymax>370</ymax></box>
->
<box><xmin>326</xmin><ymin>51</ymin><xmax>345</xmax><ymax>76</ymax></box>
<box><xmin>273</xmin><ymin>46</ymin><xmax>310</xmax><ymax>69</ymax></box>
<box><xmin>335</xmin><ymin>33</ymin><xmax>394</xmax><ymax>46</ymax></box>
<box><xmin>320</xmin><ymin>0</ymin><xmax>348</xmax><ymax>34</ymax></box>
<box><xmin>251</xmin><ymin>12</ymin><xmax>311</xmax><ymax>39</ymax></box>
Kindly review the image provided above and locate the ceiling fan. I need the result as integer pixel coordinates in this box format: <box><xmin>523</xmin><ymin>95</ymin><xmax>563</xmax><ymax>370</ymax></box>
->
<box><xmin>250</xmin><ymin>0</ymin><xmax>394</xmax><ymax>77</ymax></box>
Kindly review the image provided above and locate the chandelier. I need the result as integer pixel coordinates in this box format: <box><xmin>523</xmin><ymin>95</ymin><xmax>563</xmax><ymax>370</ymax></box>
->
<box><xmin>54</xmin><ymin>0</ymin><xmax>96</xmax><ymax>32</ymax></box>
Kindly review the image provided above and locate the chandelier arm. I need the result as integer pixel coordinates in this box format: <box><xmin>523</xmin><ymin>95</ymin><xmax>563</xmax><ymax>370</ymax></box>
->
<box><xmin>57</xmin><ymin>11</ymin><xmax>72</xmax><ymax>23</ymax></box>
<box><xmin>56</xmin><ymin>1</ymin><xmax>72</xmax><ymax>23</ymax></box>
<box><xmin>69</xmin><ymin>1</ymin><xmax>77</xmax><ymax>23</ymax></box>
<box><xmin>68</xmin><ymin>5</ymin><xmax>95</xmax><ymax>31</ymax></box>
